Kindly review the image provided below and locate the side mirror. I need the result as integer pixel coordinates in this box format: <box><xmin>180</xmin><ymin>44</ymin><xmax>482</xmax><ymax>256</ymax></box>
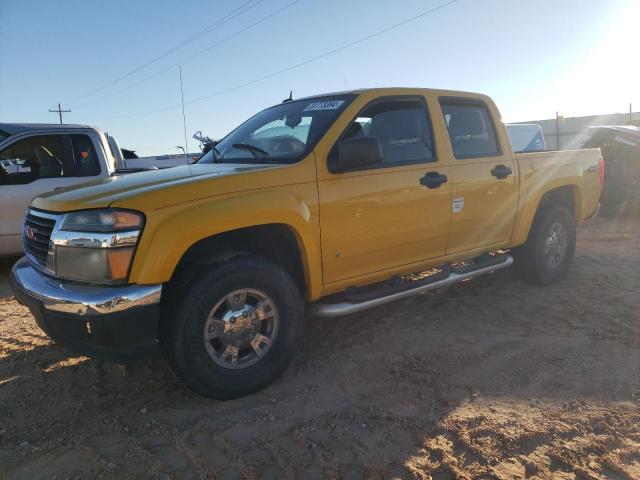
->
<box><xmin>334</xmin><ymin>136</ymin><xmax>383</xmax><ymax>172</ymax></box>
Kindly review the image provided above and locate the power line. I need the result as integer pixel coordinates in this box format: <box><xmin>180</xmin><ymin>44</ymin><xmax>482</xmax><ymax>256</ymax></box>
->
<box><xmin>79</xmin><ymin>0</ymin><xmax>302</xmax><ymax>108</ymax></box>
<box><xmin>186</xmin><ymin>0</ymin><xmax>460</xmax><ymax>106</ymax></box>
<box><xmin>81</xmin><ymin>0</ymin><xmax>265</xmax><ymax>97</ymax></box>
<box><xmin>101</xmin><ymin>0</ymin><xmax>461</xmax><ymax>121</ymax></box>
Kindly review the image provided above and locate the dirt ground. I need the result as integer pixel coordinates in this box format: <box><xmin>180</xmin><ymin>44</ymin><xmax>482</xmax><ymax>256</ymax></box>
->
<box><xmin>1</xmin><ymin>216</ymin><xmax>639</xmax><ymax>480</ymax></box>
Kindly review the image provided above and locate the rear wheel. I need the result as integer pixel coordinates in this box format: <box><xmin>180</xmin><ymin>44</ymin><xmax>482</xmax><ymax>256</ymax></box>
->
<box><xmin>515</xmin><ymin>206</ymin><xmax>576</xmax><ymax>285</ymax></box>
<box><xmin>163</xmin><ymin>256</ymin><xmax>304</xmax><ymax>399</ymax></box>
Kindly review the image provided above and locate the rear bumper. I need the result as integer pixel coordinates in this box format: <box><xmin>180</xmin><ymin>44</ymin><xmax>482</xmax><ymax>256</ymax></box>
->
<box><xmin>10</xmin><ymin>257</ymin><xmax>162</xmax><ymax>361</ymax></box>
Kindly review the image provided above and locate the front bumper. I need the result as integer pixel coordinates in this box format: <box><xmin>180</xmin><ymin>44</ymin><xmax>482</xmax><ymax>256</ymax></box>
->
<box><xmin>10</xmin><ymin>257</ymin><xmax>162</xmax><ymax>361</ymax></box>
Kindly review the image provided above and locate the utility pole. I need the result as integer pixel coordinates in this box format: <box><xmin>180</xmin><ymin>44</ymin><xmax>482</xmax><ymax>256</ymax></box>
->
<box><xmin>49</xmin><ymin>101</ymin><xmax>71</xmax><ymax>124</ymax></box>
<box><xmin>555</xmin><ymin>111</ymin><xmax>561</xmax><ymax>150</ymax></box>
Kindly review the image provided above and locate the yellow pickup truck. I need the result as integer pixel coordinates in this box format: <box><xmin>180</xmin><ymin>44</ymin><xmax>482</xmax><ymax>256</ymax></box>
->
<box><xmin>11</xmin><ymin>88</ymin><xmax>603</xmax><ymax>398</ymax></box>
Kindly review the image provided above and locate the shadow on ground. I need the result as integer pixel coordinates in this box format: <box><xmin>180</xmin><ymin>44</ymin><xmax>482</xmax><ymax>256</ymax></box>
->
<box><xmin>0</xmin><ymin>257</ymin><xmax>18</xmax><ymax>299</ymax></box>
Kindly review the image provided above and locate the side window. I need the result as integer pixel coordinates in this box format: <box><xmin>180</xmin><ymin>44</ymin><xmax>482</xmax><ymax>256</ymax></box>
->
<box><xmin>441</xmin><ymin>100</ymin><xmax>500</xmax><ymax>159</ymax></box>
<box><xmin>341</xmin><ymin>98</ymin><xmax>435</xmax><ymax>166</ymax></box>
<box><xmin>71</xmin><ymin>134</ymin><xmax>101</xmax><ymax>176</ymax></box>
<box><xmin>0</xmin><ymin>135</ymin><xmax>65</xmax><ymax>185</ymax></box>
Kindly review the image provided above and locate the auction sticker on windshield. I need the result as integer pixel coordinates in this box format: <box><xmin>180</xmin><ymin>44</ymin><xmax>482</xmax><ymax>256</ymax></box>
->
<box><xmin>303</xmin><ymin>100</ymin><xmax>345</xmax><ymax>111</ymax></box>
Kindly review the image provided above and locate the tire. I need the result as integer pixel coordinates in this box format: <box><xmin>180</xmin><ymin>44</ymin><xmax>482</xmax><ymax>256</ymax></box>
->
<box><xmin>163</xmin><ymin>256</ymin><xmax>304</xmax><ymax>399</ymax></box>
<box><xmin>514</xmin><ymin>205</ymin><xmax>576</xmax><ymax>285</ymax></box>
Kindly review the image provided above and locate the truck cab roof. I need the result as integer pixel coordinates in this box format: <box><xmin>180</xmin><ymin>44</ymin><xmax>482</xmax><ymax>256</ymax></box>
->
<box><xmin>293</xmin><ymin>87</ymin><xmax>489</xmax><ymax>102</ymax></box>
<box><xmin>0</xmin><ymin>123</ymin><xmax>100</xmax><ymax>136</ymax></box>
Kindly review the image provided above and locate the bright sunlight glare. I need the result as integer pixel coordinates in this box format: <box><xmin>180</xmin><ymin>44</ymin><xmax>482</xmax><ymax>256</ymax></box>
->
<box><xmin>552</xmin><ymin>0</ymin><xmax>639</xmax><ymax>116</ymax></box>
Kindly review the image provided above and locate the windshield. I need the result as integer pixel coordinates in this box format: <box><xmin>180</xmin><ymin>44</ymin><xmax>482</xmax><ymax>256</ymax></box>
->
<box><xmin>198</xmin><ymin>94</ymin><xmax>355</xmax><ymax>164</ymax></box>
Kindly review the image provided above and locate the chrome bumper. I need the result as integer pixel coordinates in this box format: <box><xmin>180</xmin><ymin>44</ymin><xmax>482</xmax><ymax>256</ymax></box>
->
<box><xmin>11</xmin><ymin>257</ymin><xmax>162</xmax><ymax>316</ymax></box>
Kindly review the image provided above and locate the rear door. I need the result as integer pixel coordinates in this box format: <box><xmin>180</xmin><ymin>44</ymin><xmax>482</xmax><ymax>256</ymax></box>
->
<box><xmin>317</xmin><ymin>95</ymin><xmax>452</xmax><ymax>284</ymax></box>
<box><xmin>439</xmin><ymin>98</ymin><xmax>518</xmax><ymax>254</ymax></box>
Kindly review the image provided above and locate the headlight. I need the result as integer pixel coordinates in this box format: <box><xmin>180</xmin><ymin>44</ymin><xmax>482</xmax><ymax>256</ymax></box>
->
<box><xmin>56</xmin><ymin>247</ymin><xmax>136</xmax><ymax>283</ymax></box>
<box><xmin>60</xmin><ymin>209</ymin><xmax>143</xmax><ymax>232</ymax></box>
<box><xmin>53</xmin><ymin>209</ymin><xmax>144</xmax><ymax>285</ymax></box>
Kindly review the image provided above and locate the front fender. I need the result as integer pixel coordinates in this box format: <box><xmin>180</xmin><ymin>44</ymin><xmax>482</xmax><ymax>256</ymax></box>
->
<box><xmin>128</xmin><ymin>187</ymin><xmax>323</xmax><ymax>300</ymax></box>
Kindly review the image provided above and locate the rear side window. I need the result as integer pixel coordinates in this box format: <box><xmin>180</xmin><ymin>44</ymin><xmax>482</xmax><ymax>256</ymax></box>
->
<box><xmin>71</xmin><ymin>134</ymin><xmax>101</xmax><ymax>176</ymax></box>
<box><xmin>339</xmin><ymin>98</ymin><xmax>435</xmax><ymax>167</ymax></box>
<box><xmin>441</xmin><ymin>100</ymin><xmax>500</xmax><ymax>159</ymax></box>
<box><xmin>0</xmin><ymin>135</ymin><xmax>66</xmax><ymax>185</ymax></box>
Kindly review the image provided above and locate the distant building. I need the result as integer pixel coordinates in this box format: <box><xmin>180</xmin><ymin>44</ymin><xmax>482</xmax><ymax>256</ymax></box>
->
<box><xmin>514</xmin><ymin>111</ymin><xmax>639</xmax><ymax>150</ymax></box>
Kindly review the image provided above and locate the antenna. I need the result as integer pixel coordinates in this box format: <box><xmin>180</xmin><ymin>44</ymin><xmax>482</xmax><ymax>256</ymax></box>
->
<box><xmin>282</xmin><ymin>90</ymin><xmax>293</xmax><ymax>103</ymax></box>
<box><xmin>179</xmin><ymin>66</ymin><xmax>193</xmax><ymax>174</ymax></box>
<box><xmin>49</xmin><ymin>101</ymin><xmax>71</xmax><ymax>124</ymax></box>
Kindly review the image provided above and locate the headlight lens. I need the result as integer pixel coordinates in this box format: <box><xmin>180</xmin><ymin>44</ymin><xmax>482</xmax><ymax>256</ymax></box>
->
<box><xmin>60</xmin><ymin>210</ymin><xmax>143</xmax><ymax>232</ymax></box>
<box><xmin>53</xmin><ymin>209</ymin><xmax>144</xmax><ymax>284</ymax></box>
<box><xmin>56</xmin><ymin>246</ymin><xmax>135</xmax><ymax>283</ymax></box>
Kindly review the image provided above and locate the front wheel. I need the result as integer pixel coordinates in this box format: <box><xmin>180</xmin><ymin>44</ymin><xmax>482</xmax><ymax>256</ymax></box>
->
<box><xmin>163</xmin><ymin>256</ymin><xmax>304</xmax><ymax>399</ymax></box>
<box><xmin>514</xmin><ymin>206</ymin><xmax>576</xmax><ymax>285</ymax></box>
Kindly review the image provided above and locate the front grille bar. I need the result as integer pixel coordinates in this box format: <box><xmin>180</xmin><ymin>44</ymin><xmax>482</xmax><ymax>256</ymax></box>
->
<box><xmin>23</xmin><ymin>209</ymin><xmax>61</xmax><ymax>272</ymax></box>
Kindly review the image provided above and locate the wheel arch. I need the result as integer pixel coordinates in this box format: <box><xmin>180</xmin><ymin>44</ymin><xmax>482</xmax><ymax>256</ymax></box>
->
<box><xmin>536</xmin><ymin>185</ymin><xmax>581</xmax><ymax>220</ymax></box>
<box><xmin>512</xmin><ymin>184</ymin><xmax>582</xmax><ymax>246</ymax></box>
<box><xmin>168</xmin><ymin>223</ymin><xmax>310</xmax><ymax>297</ymax></box>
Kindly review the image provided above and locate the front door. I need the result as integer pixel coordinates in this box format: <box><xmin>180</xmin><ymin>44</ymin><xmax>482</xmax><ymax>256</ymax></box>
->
<box><xmin>317</xmin><ymin>96</ymin><xmax>451</xmax><ymax>284</ymax></box>
<box><xmin>439</xmin><ymin>98</ymin><xmax>518</xmax><ymax>254</ymax></box>
<box><xmin>0</xmin><ymin>133</ymin><xmax>103</xmax><ymax>254</ymax></box>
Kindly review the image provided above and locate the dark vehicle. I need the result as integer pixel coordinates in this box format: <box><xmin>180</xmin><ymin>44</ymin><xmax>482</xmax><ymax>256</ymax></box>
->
<box><xmin>582</xmin><ymin>126</ymin><xmax>640</xmax><ymax>216</ymax></box>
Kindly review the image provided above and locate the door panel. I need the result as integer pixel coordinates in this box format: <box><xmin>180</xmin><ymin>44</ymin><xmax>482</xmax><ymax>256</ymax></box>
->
<box><xmin>0</xmin><ymin>177</ymin><xmax>92</xmax><ymax>235</ymax></box>
<box><xmin>447</xmin><ymin>159</ymin><xmax>517</xmax><ymax>253</ymax></box>
<box><xmin>318</xmin><ymin>165</ymin><xmax>451</xmax><ymax>283</ymax></box>
<box><xmin>316</xmin><ymin>94</ymin><xmax>455</xmax><ymax>284</ymax></box>
<box><xmin>439</xmin><ymin>98</ymin><xmax>518</xmax><ymax>254</ymax></box>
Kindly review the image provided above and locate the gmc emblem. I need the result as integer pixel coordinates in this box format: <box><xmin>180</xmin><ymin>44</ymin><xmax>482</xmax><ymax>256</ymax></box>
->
<box><xmin>24</xmin><ymin>225</ymin><xmax>38</xmax><ymax>241</ymax></box>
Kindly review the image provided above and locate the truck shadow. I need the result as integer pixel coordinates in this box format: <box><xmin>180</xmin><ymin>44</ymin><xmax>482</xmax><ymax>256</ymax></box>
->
<box><xmin>2</xmin><ymin>223</ymin><xmax>640</xmax><ymax>478</ymax></box>
<box><xmin>0</xmin><ymin>256</ymin><xmax>19</xmax><ymax>299</ymax></box>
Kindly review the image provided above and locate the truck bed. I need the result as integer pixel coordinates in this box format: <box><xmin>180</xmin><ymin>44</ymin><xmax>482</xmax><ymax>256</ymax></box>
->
<box><xmin>515</xmin><ymin>148</ymin><xmax>602</xmax><ymax>222</ymax></box>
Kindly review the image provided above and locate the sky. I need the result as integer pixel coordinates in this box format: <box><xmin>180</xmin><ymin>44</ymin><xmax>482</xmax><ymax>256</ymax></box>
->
<box><xmin>1</xmin><ymin>0</ymin><xmax>638</xmax><ymax>156</ymax></box>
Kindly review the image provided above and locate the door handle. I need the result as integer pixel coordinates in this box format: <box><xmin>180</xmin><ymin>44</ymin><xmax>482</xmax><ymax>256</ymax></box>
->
<box><xmin>491</xmin><ymin>164</ymin><xmax>512</xmax><ymax>179</ymax></box>
<box><xmin>420</xmin><ymin>171</ymin><xmax>448</xmax><ymax>189</ymax></box>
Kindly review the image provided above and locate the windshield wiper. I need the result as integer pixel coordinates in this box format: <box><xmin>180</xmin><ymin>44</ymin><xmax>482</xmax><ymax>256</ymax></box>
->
<box><xmin>232</xmin><ymin>143</ymin><xmax>269</xmax><ymax>157</ymax></box>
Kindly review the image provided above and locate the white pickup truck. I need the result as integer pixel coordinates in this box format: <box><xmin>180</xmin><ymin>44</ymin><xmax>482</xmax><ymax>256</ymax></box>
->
<box><xmin>0</xmin><ymin>123</ymin><xmax>188</xmax><ymax>256</ymax></box>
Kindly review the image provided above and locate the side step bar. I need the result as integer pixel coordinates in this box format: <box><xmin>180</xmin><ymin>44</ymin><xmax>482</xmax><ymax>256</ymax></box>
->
<box><xmin>310</xmin><ymin>255</ymin><xmax>513</xmax><ymax>318</ymax></box>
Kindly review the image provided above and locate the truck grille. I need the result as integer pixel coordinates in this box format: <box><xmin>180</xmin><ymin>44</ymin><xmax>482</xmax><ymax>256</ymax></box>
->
<box><xmin>23</xmin><ymin>211</ymin><xmax>57</xmax><ymax>266</ymax></box>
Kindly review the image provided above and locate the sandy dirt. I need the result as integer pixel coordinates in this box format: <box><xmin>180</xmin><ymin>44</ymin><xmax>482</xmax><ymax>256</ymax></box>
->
<box><xmin>1</xmin><ymin>216</ymin><xmax>639</xmax><ymax>479</ymax></box>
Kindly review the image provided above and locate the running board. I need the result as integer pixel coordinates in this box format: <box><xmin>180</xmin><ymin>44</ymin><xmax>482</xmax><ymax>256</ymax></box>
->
<box><xmin>310</xmin><ymin>255</ymin><xmax>513</xmax><ymax>318</ymax></box>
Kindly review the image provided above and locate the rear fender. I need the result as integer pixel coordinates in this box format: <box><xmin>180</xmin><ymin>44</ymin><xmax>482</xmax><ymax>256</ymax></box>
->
<box><xmin>512</xmin><ymin>182</ymin><xmax>582</xmax><ymax>246</ymax></box>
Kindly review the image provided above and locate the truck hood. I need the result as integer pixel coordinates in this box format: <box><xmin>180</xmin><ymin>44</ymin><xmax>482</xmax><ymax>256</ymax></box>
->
<box><xmin>31</xmin><ymin>163</ymin><xmax>279</xmax><ymax>212</ymax></box>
